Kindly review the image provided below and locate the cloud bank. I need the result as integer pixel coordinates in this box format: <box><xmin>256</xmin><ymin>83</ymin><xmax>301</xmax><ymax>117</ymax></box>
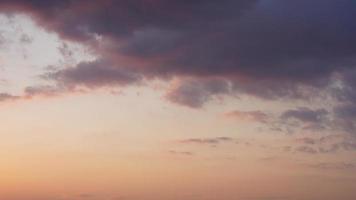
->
<box><xmin>0</xmin><ymin>0</ymin><xmax>356</xmax><ymax>132</ymax></box>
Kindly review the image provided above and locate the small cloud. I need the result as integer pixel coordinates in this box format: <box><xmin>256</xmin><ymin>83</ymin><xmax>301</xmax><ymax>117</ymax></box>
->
<box><xmin>46</xmin><ymin>59</ymin><xmax>142</xmax><ymax>89</ymax></box>
<box><xmin>169</xmin><ymin>150</ymin><xmax>194</xmax><ymax>156</ymax></box>
<box><xmin>295</xmin><ymin>137</ymin><xmax>317</xmax><ymax>145</ymax></box>
<box><xmin>24</xmin><ymin>85</ymin><xmax>64</xmax><ymax>98</ymax></box>
<box><xmin>281</xmin><ymin>107</ymin><xmax>328</xmax><ymax>124</ymax></box>
<box><xmin>224</xmin><ymin>110</ymin><xmax>269</xmax><ymax>123</ymax></box>
<box><xmin>177</xmin><ymin>137</ymin><xmax>234</xmax><ymax>145</ymax></box>
<box><xmin>0</xmin><ymin>93</ymin><xmax>19</xmax><ymax>102</ymax></box>
<box><xmin>306</xmin><ymin>162</ymin><xmax>356</xmax><ymax>170</ymax></box>
<box><xmin>165</xmin><ymin>78</ymin><xmax>230</xmax><ymax>108</ymax></box>
<box><xmin>294</xmin><ymin>146</ymin><xmax>318</xmax><ymax>154</ymax></box>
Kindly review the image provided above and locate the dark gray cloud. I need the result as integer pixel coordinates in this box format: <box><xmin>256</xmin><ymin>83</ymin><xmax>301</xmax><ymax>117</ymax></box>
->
<box><xmin>263</xmin><ymin>107</ymin><xmax>332</xmax><ymax>134</ymax></box>
<box><xmin>281</xmin><ymin>107</ymin><xmax>329</xmax><ymax>124</ymax></box>
<box><xmin>46</xmin><ymin>59</ymin><xmax>143</xmax><ymax>89</ymax></box>
<box><xmin>0</xmin><ymin>0</ymin><xmax>356</xmax><ymax>109</ymax></box>
<box><xmin>166</xmin><ymin>78</ymin><xmax>230</xmax><ymax>108</ymax></box>
<box><xmin>0</xmin><ymin>0</ymin><xmax>256</xmax><ymax>42</ymax></box>
<box><xmin>333</xmin><ymin>103</ymin><xmax>356</xmax><ymax>133</ymax></box>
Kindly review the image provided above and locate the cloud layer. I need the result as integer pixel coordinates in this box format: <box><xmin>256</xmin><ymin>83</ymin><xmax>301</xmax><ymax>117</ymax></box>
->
<box><xmin>0</xmin><ymin>1</ymin><xmax>356</xmax><ymax>121</ymax></box>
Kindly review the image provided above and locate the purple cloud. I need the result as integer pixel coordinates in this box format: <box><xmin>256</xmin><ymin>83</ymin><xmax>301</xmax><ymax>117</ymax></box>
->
<box><xmin>0</xmin><ymin>0</ymin><xmax>356</xmax><ymax>111</ymax></box>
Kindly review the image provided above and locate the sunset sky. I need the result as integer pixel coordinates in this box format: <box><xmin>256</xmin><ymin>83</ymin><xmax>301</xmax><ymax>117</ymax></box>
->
<box><xmin>0</xmin><ymin>1</ymin><xmax>356</xmax><ymax>200</ymax></box>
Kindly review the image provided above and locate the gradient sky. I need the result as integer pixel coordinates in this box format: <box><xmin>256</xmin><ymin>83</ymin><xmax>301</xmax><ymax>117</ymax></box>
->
<box><xmin>0</xmin><ymin>1</ymin><xmax>356</xmax><ymax>200</ymax></box>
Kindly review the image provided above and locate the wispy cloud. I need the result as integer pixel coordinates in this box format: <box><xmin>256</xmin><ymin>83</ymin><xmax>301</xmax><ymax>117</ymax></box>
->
<box><xmin>224</xmin><ymin>110</ymin><xmax>269</xmax><ymax>123</ymax></box>
<box><xmin>0</xmin><ymin>93</ymin><xmax>19</xmax><ymax>102</ymax></box>
<box><xmin>168</xmin><ymin>150</ymin><xmax>194</xmax><ymax>156</ymax></box>
<box><xmin>306</xmin><ymin>162</ymin><xmax>356</xmax><ymax>170</ymax></box>
<box><xmin>177</xmin><ymin>137</ymin><xmax>234</xmax><ymax>145</ymax></box>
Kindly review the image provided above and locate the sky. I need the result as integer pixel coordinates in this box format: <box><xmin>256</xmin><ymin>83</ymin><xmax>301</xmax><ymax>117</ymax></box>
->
<box><xmin>0</xmin><ymin>1</ymin><xmax>356</xmax><ymax>200</ymax></box>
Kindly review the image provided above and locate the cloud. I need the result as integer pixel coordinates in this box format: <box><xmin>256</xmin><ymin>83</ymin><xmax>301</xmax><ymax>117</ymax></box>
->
<box><xmin>177</xmin><ymin>137</ymin><xmax>234</xmax><ymax>145</ymax></box>
<box><xmin>224</xmin><ymin>110</ymin><xmax>269</xmax><ymax>123</ymax></box>
<box><xmin>24</xmin><ymin>85</ymin><xmax>65</xmax><ymax>97</ymax></box>
<box><xmin>0</xmin><ymin>0</ymin><xmax>356</xmax><ymax>110</ymax></box>
<box><xmin>221</xmin><ymin>107</ymin><xmax>331</xmax><ymax>135</ymax></box>
<box><xmin>281</xmin><ymin>107</ymin><xmax>329</xmax><ymax>124</ymax></box>
<box><xmin>168</xmin><ymin>150</ymin><xmax>194</xmax><ymax>156</ymax></box>
<box><xmin>294</xmin><ymin>134</ymin><xmax>356</xmax><ymax>154</ymax></box>
<box><xmin>306</xmin><ymin>162</ymin><xmax>356</xmax><ymax>170</ymax></box>
<box><xmin>295</xmin><ymin>137</ymin><xmax>317</xmax><ymax>145</ymax></box>
<box><xmin>165</xmin><ymin>78</ymin><xmax>230</xmax><ymax>108</ymax></box>
<box><xmin>0</xmin><ymin>93</ymin><xmax>19</xmax><ymax>102</ymax></box>
<box><xmin>262</xmin><ymin>107</ymin><xmax>331</xmax><ymax>133</ymax></box>
<box><xmin>225</xmin><ymin>105</ymin><xmax>354</xmax><ymax>136</ymax></box>
<box><xmin>45</xmin><ymin>59</ymin><xmax>143</xmax><ymax>89</ymax></box>
<box><xmin>294</xmin><ymin>146</ymin><xmax>318</xmax><ymax>154</ymax></box>
<box><xmin>223</xmin><ymin>107</ymin><xmax>331</xmax><ymax>133</ymax></box>
<box><xmin>333</xmin><ymin>103</ymin><xmax>356</xmax><ymax>133</ymax></box>
<box><xmin>19</xmin><ymin>33</ymin><xmax>33</xmax><ymax>44</ymax></box>
<box><xmin>0</xmin><ymin>0</ymin><xmax>257</xmax><ymax>42</ymax></box>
